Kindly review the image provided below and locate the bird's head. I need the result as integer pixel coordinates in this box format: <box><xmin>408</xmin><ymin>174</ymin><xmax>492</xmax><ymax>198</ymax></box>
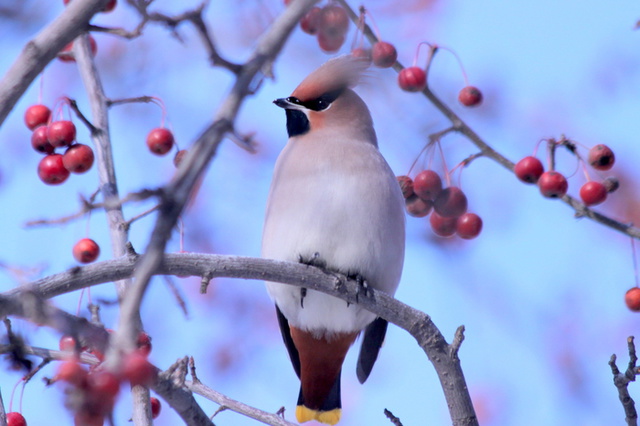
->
<box><xmin>274</xmin><ymin>55</ymin><xmax>376</xmax><ymax>143</ymax></box>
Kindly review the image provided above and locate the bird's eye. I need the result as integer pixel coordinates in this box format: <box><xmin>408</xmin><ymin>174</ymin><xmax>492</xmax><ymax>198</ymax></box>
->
<box><xmin>313</xmin><ymin>99</ymin><xmax>329</xmax><ymax>111</ymax></box>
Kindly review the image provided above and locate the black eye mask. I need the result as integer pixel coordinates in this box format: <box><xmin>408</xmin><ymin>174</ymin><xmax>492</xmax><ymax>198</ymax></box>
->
<box><xmin>287</xmin><ymin>88</ymin><xmax>344</xmax><ymax>112</ymax></box>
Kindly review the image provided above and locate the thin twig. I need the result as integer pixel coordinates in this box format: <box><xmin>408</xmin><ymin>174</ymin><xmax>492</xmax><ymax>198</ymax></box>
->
<box><xmin>610</xmin><ymin>336</ymin><xmax>639</xmax><ymax>426</ymax></box>
<box><xmin>384</xmin><ymin>408</ymin><xmax>403</xmax><ymax>426</ymax></box>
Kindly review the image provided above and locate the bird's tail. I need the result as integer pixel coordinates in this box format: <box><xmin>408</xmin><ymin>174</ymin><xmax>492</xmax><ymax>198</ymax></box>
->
<box><xmin>296</xmin><ymin>374</ymin><xmax>342</xmax><ymax>425</ymax></box>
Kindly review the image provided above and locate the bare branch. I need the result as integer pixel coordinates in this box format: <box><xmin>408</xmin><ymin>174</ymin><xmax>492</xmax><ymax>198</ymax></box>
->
<box><xmin>3</xmin><ymin>251</ymin><xmax>475</xmax><ymax>426</ymax></box>
<box><xmin>610</xmin><ymin>336</ymin><xmax>639</xmax><ymax>426</ymax></box>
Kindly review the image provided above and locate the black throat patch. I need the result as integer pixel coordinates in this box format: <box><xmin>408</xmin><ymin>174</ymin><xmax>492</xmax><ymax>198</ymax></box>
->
<box><xmin>285</xmin><ymin>109</ymin><xmax>310</xmax><ymax>137</ymax></box>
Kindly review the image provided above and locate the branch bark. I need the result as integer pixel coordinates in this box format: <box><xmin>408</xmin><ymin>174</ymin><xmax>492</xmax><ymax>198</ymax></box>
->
<box><xmin>2</xmin><ymin>252</ymin><xmax>477</xmax><ymax>426</ymax></box>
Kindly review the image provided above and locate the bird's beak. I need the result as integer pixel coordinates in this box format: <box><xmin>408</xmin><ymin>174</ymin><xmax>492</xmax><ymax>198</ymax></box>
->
<box><xmin>273</xmin><ymin>97</ymin><xmax>305</xmax><ymax>110</ymax></box>
<box><xmin>273</xmin><ymin>98</ymin><xmax>291</xmax><ymax>109</ymax></box>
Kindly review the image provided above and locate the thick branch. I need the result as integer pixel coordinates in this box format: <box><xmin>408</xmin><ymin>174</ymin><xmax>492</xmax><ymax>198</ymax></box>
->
<box><xmin>2</xmin><ymin>252</ymin><xmax>475</xmax><ymax>426</ymax></box>
<box><xmin>0</xmin><ymin>0</ymin><xmax>111</xmax><ymax>126</ymax></box>
<box><xmin>73</xmin><ymin>32</ymin><xmax>150</xmax><ymax>425</ymax></box>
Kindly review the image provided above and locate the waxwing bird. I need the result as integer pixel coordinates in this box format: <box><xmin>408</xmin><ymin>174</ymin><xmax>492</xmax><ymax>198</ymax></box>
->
<box><xmin>262</xmin><ymin>55</ymin><xmax>406</xmax><ymax>425</ymax></box>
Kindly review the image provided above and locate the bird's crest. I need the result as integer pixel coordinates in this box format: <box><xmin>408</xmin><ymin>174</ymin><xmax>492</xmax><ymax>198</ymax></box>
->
<box><xmin>291</xmin><ymin>55</ymin><xmax>368</xmax><ymax>102</ymax></box>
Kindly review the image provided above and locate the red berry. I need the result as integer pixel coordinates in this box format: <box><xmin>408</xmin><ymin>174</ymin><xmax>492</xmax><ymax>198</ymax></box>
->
<box><xmin>31</xmin><ymin>125</ymin><xmax>54</xmax><ymax>154</ymax></box>
<box><xmin>351</xmin><ymin>47</ymin><xmax>372</xmax><ymax>65</ymax></box>
<box><xmin>300</xmin><ymin>7</ymin><xmax>322</xmax><ymax>35</ymax></box>
<box><xmin>73</xmin><ymin>238</ymin><xmax>100</xmax><ymax>263</ymax></box>
<box><xmin>514</xmin><ymin>156</ymin><xmax>544</xmax><ymax>184</ymax></box>
<box><xmin>24</xmin><ymin>104</ymin><xmax>51</xmax><ymax>130</ymax></box>
<box><xmin>146</xmin><ymin>128</ymin><xmax>174</xmax><ymax>156</ymax></box>
<box><xmin>58</xmin><ymin>35</ymin><xmax>98</xmax><ymax>62</ymax></box>
<box><xmin>538</xmin><ymin>171</ymin><xmax>568</xmax><ymax>198</ymax></box>
<box><xmin>47</xmin><ymin>120</ymin><xmax>76</xmax><ymax>147</ymax></box>
<box><xmin>398</xmin><ymin>67</ymin><xmax>426</xmax><ymax>92</ymax></box>
<box><xmin>372</xmin><ymin>41</ymin><xmax>397</xmax><ymax>68</ymax></box>
<box><xmin>57</xmin><ymin>360</ymin><xmax>88</xmax><ymax>386</ymax></box>
<box><xmin>413</xmin><ymin>170</ymin><xmax>443</xmax><ymax>201</ymax></box>
<box><xmin>458</xmin><ymin>86</ymin><xmax>483</xmax><ymax>107</ymax></box>
<box><xmin>137</xmin><ymin>332</ymin><xmax>152</xmax><ymax>357</ymax></box>
<box><xmin>7</xmin><ymin>412</ymin><xmax>27</xmax><ymax>426</ymax></box>
<box><xmin>317</xmin><ymin>32</ymin><xmax>345</xmax><ymax>53</ymax></box>
<box><xmin>38</xmin><ymin>154</ymin><xmax>70</xmax><ymax>185</ymax></box>
<box><xmin>588</xmin><ymin>144</ymin><xmax>615</xmax><ymax>171</ymax></box>
<box><xmin>122</xmin><ymin>351</ymin><xmax>156</xmax><ymax>386</ymax></box>
<box><xmin>434</xmin><ymin>186</ymin><xmax>468</xmax><ymax>218</ymax></box>
<box><xmin>87</xmin><ymin>370</ymin><xmax>120</xmax><ymax>397</ymax></box>
<box><xmin>396</xmin><ymin>175</ymin><xmax>414</xmax><ymax>199</ymax></box>
<box><xmin>63</xmin><ymin>143</ymin><xmax>95</xmax><ymax>173</ymax></box>
<box><xmin>579</xmin><ymin>181</ymin><xmax>607</xmax><ymax>206</ymax></box>
<box><xmin>150</xmin><ymin>397</ymin><xmax>162</xmax><ymax>419</ymax></box>
<box><xmin>429</xmin><ymin>211</ymin><xmax>457</xmax><ymax>238</ymax></box>
<box><xmin>625</xmin><ymin>287</ymin><xmax>640</xmax><ymax>312</ymax></box>
<box><xmin>405</xmin><ymin>195</ymin><xmax>433</xmax><ymax>218</ymax></box>
<box><xmin>59</xmin><ymin>335</ymin><xmax>77</xmax><ymax>351</ymax></box>
<box><xmin>456</xmin><ymin>213</ymin><xmax>483</xmax><ymax>239</ymax></box>
<box><xmin>319</xmin><ymin>4</ymin><xmax>349</xmax><ymax>39</ymax></box>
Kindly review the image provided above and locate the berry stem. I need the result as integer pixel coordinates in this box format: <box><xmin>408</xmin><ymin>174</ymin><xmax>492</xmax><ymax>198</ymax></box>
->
<box><xmin>9</xmin><ymin>377</ymin><xmax>21</xmax><ymax>412</ymax></box>
<box><xmin>423</xmin><ymin>44</ymin><xmax>439</xmax><ymax>83</ymax></box>
<box><xmin>414</xmin><ymin>41</ymin><xmax>435</xmax><ymax>68</ymax></box>
<box><xmin>19</xmin><ymin>380</ymin><xmax>25</xmax><ymax>413</ymax></box>
<box><xmin>150</xmin><ymin>96</ymin><xmax>168</xmax><ymax>128</ymax></box>
<box><xmin>532</xmin><ymin>138</ymin><xmax>545</xmax><ymax>157</ymax></box>
<box><xmin>361</xmin><ymin>6</ymin><xmax>382</xmax><ymax>41</ymax></box>
<box><xmin>436</xmin><ymin>139</ymin><xmax>452</xmax><ymax>187</ymax></box>
<box><xmin>350</xmin><ymin>7</ymin><xmax>366</xmax><ymax>50</ymax></box>
<box><xmin>437</xmin><ymin>45</ymin><xmax>470</xmax><ymax>86</ymax></box>
<box><xmin>631</xmin><ymin>236</ymin><xmax>640</xmax><ymax>288</ymax></box>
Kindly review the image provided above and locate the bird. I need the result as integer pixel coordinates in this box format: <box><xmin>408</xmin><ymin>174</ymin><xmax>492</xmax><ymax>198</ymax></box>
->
<box><xmin>262</xmin><ymin>55</ymin><xmax>406</xmax><ymax>425</ymax></box>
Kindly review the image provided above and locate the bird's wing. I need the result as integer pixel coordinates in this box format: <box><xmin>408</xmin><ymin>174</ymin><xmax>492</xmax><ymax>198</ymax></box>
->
<box><xmin>276</xmin><ymin>304</ymin><xmax>301</xmax><ymax>378</ymax></box>
<box><xmin>356</xmin><ymin>317</ymin><xmax>389</xmax><ymax>383</ymax></box>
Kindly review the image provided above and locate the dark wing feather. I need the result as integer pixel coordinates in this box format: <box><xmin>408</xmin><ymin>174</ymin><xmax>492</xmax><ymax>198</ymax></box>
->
<box><xmin>356</xmin><ymin>317</ymin><xmax>388</xmax><ymax>383</ymax></box>
<box><xmin>276</xmin><ymin>305</ymin><xmax>301</xmax><ymax>378</ymax></box>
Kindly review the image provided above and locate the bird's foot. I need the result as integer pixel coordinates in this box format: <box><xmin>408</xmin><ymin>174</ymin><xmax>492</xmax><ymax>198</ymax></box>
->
<box><xmin>298</xmin><ymin>252</ymin><xmax>327</xmax><ymax>269</ymax></box>
<box><xmin>348</xmin><ymin>272</ymin><xmax>369</xmax><ymax>303</ymax></box>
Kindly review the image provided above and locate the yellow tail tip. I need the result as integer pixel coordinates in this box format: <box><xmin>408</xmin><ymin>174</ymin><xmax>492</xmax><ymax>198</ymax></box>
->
<box><xmin>296</xmin><ymin>405</ymin><xmax>342</xmax><ymax>425</ymax></box>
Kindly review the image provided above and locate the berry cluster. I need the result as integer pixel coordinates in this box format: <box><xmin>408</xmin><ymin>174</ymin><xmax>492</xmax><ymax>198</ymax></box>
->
<box><xmin>398</xmin><ymin>170</ymin><xmax>482</xmax><ymax>239</ymax></box>
<box><xmin>295</xmin><ymin>2</ymin><xmax>398</xmax><ymax>68</ymax></box>
<box><xmin>55</xmin><ymin>331</ymin><xmax>157</xmax><ymax>424</ymax></box>
<box><xmin>514</xmin><ymin>139</ymin><xmax>616</xmax><ymax>207</ymax></box>
<box><xmin>25</xmin><ymin>104</ymin><xmax>95</xmax><ymax>185</ymax></box>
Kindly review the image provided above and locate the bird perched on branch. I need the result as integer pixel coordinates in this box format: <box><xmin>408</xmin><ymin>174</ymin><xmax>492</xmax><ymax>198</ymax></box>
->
<box><xmin>262</xmin><ymin>55</ymin><xmax>405</xmax><ymax>425</ymax></box>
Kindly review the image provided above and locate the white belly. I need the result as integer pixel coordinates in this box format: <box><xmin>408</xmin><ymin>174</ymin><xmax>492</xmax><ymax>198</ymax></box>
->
<box><xmin>262</xmin><ymin>137</ymin><xmax>405</xmax><ymax>335</ymax></box>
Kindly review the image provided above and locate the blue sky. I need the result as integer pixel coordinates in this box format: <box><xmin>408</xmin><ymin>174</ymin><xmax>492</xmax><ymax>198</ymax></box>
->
<box><xmin>1</xmin><ymin>0</ymin><xmax>640</xmax><ymax>425</ymax></box>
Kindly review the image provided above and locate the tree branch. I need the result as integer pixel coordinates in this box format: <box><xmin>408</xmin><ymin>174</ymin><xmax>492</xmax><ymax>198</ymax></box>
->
<box><xmin>2</xmin><ymin>252</ymin><xmax>475</xmax><ymax>426</ymax></box>
<box><xmin>610</xmin><ymin>336</ymin><xmax>639</xmax><ymax>426</ymax></box>
<box><xmin>0</xmin><ymin>0</ymin><xmax>111</xmax><ymax>126</ymax></box>
<box><xmin>336</xmin><ymin>0</ymin><xmax>640</xmax><ymax>240</ymax></box>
